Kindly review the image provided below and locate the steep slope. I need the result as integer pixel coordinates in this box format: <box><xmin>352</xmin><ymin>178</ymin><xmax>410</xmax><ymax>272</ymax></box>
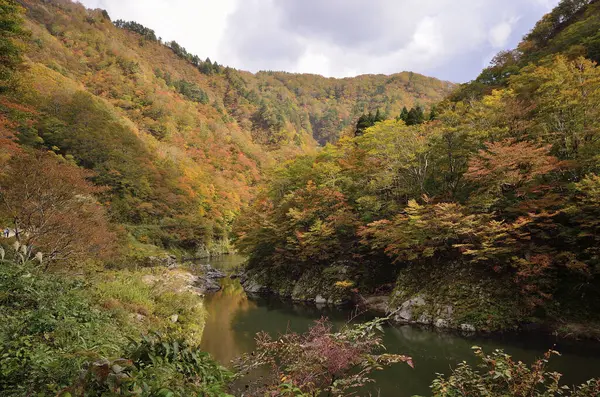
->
<box><xmin>229</xmin><ymin>70</ymin><xmax>452</xmax><ymax>144</ymax></box>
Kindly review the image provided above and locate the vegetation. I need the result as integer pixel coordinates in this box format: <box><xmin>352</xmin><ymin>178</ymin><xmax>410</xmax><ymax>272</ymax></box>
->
<box><xmin>0</xmin><ymin>251</ymin><xmax>229</xmax><ymax>396</ymax></box>
<box><xmin>452</xmin><ymin>0</ymin><xmax>600</xmax><ymax>100</ymax></box>
<box><xmin>0</xmin><ymin>0</ymin><xmax>449</xmax><ymax>259</ymax></box>
<box><xmin>0</xmin><ymin>151</ymin><xmax>116</xmax><ymax>263</ymax></box>
<box><xmin>235</xmin><ymin>0</ymin><xmax>600</xmax><ymax>332</ymax></box>
<box><xmin>0</xmin><ymin>0</ymin><xmax>27</xmax><ymax>92</ymax></box>
<box><xmin>235</xmin><ymin>318</ymin><xmax>413</xmax><ymax>396</ymax></box>
<box><xmin>430</xmin><ymin>348</ymin><xmax>600</xmax><ymax>397</ymax></box>
<box><xmin>1</xmin><ymin>0</ymin><xmax>600</xmax><ymax>395</ymax></box>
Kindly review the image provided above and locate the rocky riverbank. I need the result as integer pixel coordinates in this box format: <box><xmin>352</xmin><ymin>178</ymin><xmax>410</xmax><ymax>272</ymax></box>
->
<box><xmin>239</xmin><ymin>264</ymin><xmax>355</xmax><ymax>306</ymax></box>
<box><xmin>141</xmin><ymin>254</ymin><xmax>227</xmax><ymax>294</ymax></box>
<box><xmin>238</xmin><ymin>264</ymin><xmax>600</xmax><ymax>340</ymax></box>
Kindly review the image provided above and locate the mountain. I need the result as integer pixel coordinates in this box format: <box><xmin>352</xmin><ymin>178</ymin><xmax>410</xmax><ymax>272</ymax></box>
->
<box><xmin>0</xmin><ymin>0</ymin><xmax>451</xmax><ymax>255</ymax></box>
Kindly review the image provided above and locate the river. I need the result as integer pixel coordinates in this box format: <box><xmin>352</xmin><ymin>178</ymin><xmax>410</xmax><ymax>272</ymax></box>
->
<box><xmin>198</xmin><ymin>255</ymin><xmax>600</xmax><ymax>397</ymax></box>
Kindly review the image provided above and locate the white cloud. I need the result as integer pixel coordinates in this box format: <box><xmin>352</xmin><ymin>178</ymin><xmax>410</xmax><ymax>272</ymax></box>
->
<box><xmin>79</xmin><ymin>0</ymin><xmax>237</xmax><ymax>62</ymax></box>
<box><xmin>489</xmin><ymin>17</ymin><xmax>519</xmax><ymax>48</ymax></box>
<box><xmin>78</xmin><ymin>0</ymin><xmax>561</xmax><ymax>82</ymax></box>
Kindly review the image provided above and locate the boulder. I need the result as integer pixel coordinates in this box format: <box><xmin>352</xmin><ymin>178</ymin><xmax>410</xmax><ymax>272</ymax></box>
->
<box><xmin>196</xmin><ymin>277</ymin><xmax>222</xmax><ymax>293</ymax></box>
<box><xmin>197</xmin><ymin>264</ymin><xmax>227</xmax><ymax>279</ymax></box>
<box><xmin>363</xmin><ymin>295</ymin><xmax>389</xmax><ymax>314</ymax></box>
<box><xmin>434</xmin><ymin>318</ymin><xmax>449</xmax><ymax>328</ymax></box>
<box><xmin>461</xmin><ymin>323</ymin><xmax>476</xmax><ymax>332</ymax></box>
<box><xmin>437</xmin><ymin>305</ymin><xmax>454</xmax><ymax>318</ymax></box>
<box><xmin>416</xmin><ymin>313</ymin><xmax>433</xmax><ymax>325</ymax></box>
<box><xmin>146</xmin><ymin>255</ymin><xmax>178</xmax><ymax>268</ymax></box>
<box><xmin>243</xmin><ymin>279</ymin><xmax>266</xmax><ymax>294</ymax></box>
<box><xmin>393</xmin><ymin>296</ymin><xmax>426</xmax><ymax>322</ymax></box>
<box><xmin>315</xmin><ymin>295</ymin><xmax>327</xmax><ymax>304</ymax></box>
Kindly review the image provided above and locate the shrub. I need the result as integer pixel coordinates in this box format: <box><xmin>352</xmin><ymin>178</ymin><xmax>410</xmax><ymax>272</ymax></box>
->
<box><xmin>430</xmin><ymin>347</ymin><xmax>600</xmax><ymax>397</ymax></box>
<box><xmin>235</xmin><ymin>317</ymin><xmax>413</xmax><ymax>396</ymax></box>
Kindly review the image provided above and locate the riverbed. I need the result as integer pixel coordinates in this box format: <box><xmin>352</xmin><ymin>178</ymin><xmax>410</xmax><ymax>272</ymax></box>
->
<box><xmin>199</xmin><ymin>255</ymin><xmax>600</xmax><ymax>397</ymax></box>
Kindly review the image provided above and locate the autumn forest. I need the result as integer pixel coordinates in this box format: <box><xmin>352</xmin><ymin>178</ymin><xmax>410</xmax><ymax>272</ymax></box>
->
<box><xmin>2</xmin><ymin>0</ymin><xmax>600</xmax><ymax>396</ymax></box>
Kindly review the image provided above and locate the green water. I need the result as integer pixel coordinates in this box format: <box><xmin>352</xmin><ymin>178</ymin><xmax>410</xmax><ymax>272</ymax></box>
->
<box><xmin>199</xmin><ymin>255</ymin><xmax>600</xmax><ymax>397</ymax></box>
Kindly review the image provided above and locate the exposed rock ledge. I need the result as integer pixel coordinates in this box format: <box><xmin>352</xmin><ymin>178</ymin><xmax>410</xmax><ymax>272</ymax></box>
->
<box><xmin>141</xmin><ymin>262</ymin><xmax>225</xmax><ymax>295</ymax></box>
<box><xmin>378</xmin><ymin>293</ymin><xmax>476</xmax><ymax>333</ymax></box>
<box><xmin>239</xmin><ymin>270</ymin><xmax>351</xmax><ymax>306</ymax></box>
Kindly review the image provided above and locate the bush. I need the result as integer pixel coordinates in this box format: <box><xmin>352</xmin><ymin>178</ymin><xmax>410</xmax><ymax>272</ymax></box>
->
<box><xmin>0</xmin><ymin>260</ymin><xmax>131</xmax><ymax>395</ymax></box>
<box><xmin>430</xmin><ymin>347</ymin><xmax>600</xmax><ymax>397</ymax></box>
<box><xmin>64</xmin><ymin>333</ymin><xmax>233</xmax><ymax>397</ymax></box>
<box><xmin>0</xmin><ymin>258</ymin><xmax>226</xmax><ymax>396</ymax></box>
<box><xmin>235</xmin><ymin>317</ymin><xmax>413</xmax><ymax>396</ymax></box>
<box><xmin>93</xmin><ymin>268</ymin><xmax>207</xmax><ymax>345</ymax></box>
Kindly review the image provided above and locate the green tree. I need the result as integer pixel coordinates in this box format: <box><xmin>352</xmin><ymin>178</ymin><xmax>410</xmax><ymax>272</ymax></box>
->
<box><xmin>0</xmin><ymin>0</ymin><xmax>27</xmax><ymax>92</ymax></box>
<box><xmin>398</xmin><ymin>106</ymin><xmax>409</xmax><ymax>122</ymax></box>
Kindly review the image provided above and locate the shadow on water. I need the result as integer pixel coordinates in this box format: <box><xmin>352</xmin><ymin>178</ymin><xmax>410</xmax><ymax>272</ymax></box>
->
<box><xmin>199</xmin><ymin>255</ymin><xmax>600</xmax><ymax>397</ymax></box>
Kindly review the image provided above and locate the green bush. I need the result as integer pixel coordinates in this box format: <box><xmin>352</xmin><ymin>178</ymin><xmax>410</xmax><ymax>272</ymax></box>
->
<box><xmin>65</xmin><ymin>333</ymin><xmax>233</xmax><ymax>397</ymax></box>
<box><xmin>0</xmin><ymin>260</ymin><xmax>132</xmax><ymax>395</ymax></box>
<box><xmin>0</xmin><ymin>259</ymin><xmax>226</xmax><ymax>396</ymax></box>
<box><xmin>430</xmin><ymin>347</ymin><xmax>600</xmax><ymax>397</ymax></box>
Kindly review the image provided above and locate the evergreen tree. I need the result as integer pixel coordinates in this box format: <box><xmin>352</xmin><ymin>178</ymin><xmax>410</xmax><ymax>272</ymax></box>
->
<box><xmin>429</xmin><ymin>105</ymin><xmax>438</xmax><ymax>121</ymax></box>
<box><xmin>355</xmin><ymin>109</ymin><xmax>386</xmax><ymax>136</ymax></box>
<box><xmin>398</xmin><ymin>106</ymin><xmax>409</xmax><ymax>123</ymax></box>
<box><xmin>406</xmin><ymin>106</ymin><xmax>425</xmax><ymax>126</ymax></box>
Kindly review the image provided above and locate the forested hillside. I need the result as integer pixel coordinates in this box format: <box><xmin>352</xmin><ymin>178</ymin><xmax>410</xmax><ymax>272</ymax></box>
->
<box><xmin>235</xmin><ymin>0</ymin><xmax>600</xmax><ymax>335</ymax></box>
<box><xmin>0</xmin><ymin>0</ymin><xmax>449</xmax><ymax>257</ymax></box>
<box><xmin>2</xmin><ymin>0</ymin><xmax>600</xmax><ymax>395</ymax></box>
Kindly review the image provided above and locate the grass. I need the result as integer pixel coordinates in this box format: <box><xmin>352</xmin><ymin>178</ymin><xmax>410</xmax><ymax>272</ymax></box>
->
<box><xmin>93</xmin><ymin>268</ymin><xmax>207</xmax><ymax>344</ymax></box>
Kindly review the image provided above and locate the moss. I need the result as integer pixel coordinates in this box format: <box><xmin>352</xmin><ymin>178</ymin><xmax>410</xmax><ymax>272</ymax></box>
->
<box><xmin>390</xmin><ymin>262</ymin><xmax>525</xmax><ymax>331</ymax></box>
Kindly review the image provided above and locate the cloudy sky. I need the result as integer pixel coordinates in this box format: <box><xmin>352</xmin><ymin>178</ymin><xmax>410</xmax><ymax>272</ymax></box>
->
<box><xmin>79</xmin><ymin>0</ymin><xmax>559</xmax><ymax>83</ymax></box>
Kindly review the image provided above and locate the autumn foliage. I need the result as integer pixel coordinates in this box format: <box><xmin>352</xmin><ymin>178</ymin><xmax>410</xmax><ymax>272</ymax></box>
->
<box><xmin>235</xmin><ymin>52</ymin><xmax>600</xmax><ymax>328</ymax></box>
<box><xmin>0</xmin><ymin>152</ymin><xmax>116</xmax><ymax>263</ymax></box>
<box><xmin>235</xmin><ymin>318</ymin><xmax>413</xmax><ymax>396</ymax></box>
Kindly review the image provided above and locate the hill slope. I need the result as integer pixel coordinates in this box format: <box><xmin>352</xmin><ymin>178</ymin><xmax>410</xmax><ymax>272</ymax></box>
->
<box><xmin>0</xmin><ymin>0</ymin><xmax>450</xmax><ymax>255</ymax></box>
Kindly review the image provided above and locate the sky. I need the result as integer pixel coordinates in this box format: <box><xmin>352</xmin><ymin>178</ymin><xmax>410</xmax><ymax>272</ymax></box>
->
<box><xmin>79</xmin><ymin>0</ymin><xmax>560</xmax><ymax>83</ymax></box>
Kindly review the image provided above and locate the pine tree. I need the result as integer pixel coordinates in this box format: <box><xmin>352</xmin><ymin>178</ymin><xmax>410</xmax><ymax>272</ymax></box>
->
<box><xmin>398</xmin><ymin>106</ymin><xmax>409</xmax><ymax>122</ymax></box>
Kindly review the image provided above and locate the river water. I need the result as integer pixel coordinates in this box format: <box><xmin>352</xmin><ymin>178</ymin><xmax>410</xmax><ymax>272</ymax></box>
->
<box><xmin>199</xmin><ymin>255</ymin><xmax>600</xmax><ymax>397</ymax></box>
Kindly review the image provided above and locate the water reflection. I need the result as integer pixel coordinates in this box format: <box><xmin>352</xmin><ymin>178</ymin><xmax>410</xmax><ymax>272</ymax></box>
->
<box><xmin>199</xmin><ymin>255</ymin><xmax>600</xmax><ymax>397</ymax></box>
<box><xmin>200</xmin><ymin>278</ymin><xmax>258</xmax><ymax>364</ymax></box>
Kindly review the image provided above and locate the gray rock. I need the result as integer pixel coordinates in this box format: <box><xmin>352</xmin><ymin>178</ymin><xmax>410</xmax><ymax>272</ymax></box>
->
<box><xmin>198</xmin><ymin>264</ymin><xmax>227</xmax><ymax>279</ymax></box>
<box><xmin>461</xmin><ymin>323</ymin><xmax>476</xmax><ymax>332</ymax></box>
<box><xmin>195</xmin><ymin>277</ymin><xmax>222</xmax><ymax>293</ymax></box>
<box><xmin>434</xmin><ymin>318</ymin><xmax>449</xmax><ymax>328</ymax></box>
<box><xmin>315</xmin><ymin>295</ymin><xmax>327</xmax><ymax>304</ymax></box>
<box><xmin>291</xmin><ymin>282</ymin><xmax>304</xmax><ymax>300</ymax></box>
<box><xmin>146</xmin><ymin>255</ymin><xmax>178</xmax><ymax>268</ymax></box>
<box><xmin>394</xmin><ymin>296</ymin><xmax>426</xmax><ymax>322</ymax></box>
<box><xmin>134</xmin><ymin>313</ymin><xmax>146</xmax><ymax>321</ymax></box>
<box><xmin>416</xmin><ymin>313</ymin><xmax>433</xmax><ymax>325</ymax></box>
<box><xmin>239</xmin><ymin>272</ymin><xmax>248</xmax><ymax>284</ymax></box>
<box><xmin>170</xmin><ymin>314</ymin><xmax>179</xmax><ymax>323</ymax></box>
<box><xmin>363</xmin><ymin>295</ymin><xmax>389</xmax><ymax>314</ymax></box>
<box><xmin>243</xmin><ymin>279</ymin><xmax>266</xmax><ymax>294</ymax></box>
<box><xmin>437</xmin><ymin>305</ymin><xmax>454</xmax><ymax>318</ymax></box>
